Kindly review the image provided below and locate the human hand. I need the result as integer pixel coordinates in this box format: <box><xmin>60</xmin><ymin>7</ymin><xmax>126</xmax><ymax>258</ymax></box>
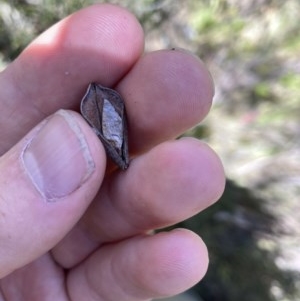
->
<box><xmin>0</xmin><ymin>4</ymin><xmax>225</xmax><ymax>300</ymax></box>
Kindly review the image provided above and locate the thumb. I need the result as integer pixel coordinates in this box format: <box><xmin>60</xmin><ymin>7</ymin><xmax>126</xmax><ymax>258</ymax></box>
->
<box><xmin>0</xmin><ymin>110</ymin><xmax>105</xmax><ymax>278</ymax></box>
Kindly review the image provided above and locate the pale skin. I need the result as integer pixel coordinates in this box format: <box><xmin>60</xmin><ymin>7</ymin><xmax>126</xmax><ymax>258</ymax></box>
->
<box><xmin>0</xmin><ymin>4</ymin><xmax>225</xmax><ymax>301</ymax></box>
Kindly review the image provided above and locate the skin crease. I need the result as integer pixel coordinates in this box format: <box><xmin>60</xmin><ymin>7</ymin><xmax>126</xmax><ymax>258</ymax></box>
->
<box><xmin>0</xmin><ymin>3</ymin><xmax>225</xmax><ymax>301</ymax></box>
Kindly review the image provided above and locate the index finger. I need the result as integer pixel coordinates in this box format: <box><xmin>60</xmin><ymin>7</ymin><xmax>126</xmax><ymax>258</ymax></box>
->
<box><xmin>0</xmin><ymin>4</ymin><xmax>144</xmax><ymax>154</ymax></box>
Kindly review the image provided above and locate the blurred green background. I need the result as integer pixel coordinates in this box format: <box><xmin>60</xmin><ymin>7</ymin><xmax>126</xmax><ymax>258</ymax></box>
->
<box><xmin>1</xmin><ymin>1</ymin><xmax>299</xmax><ymax>300</ymax></box>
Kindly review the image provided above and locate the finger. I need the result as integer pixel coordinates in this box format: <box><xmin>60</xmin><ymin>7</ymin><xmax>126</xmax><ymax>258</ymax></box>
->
<box><xmin>0</xmin><ymin>254</ymin><xmax>68</xmax><ymax>300</ymax></box>
<box><xmin>117</xmin><ymin>49</ymin><xmax>214</xmax><ymax>154</ymax></box>
<box><xmin>0</xmin><ymin>110</ymin><xmax>104</xmax><ymax>278</ymax></box>
<box><xmin>52</xmin><ymin>138</ymin><xmax>225</xmax><ymax>267</ymax></box>
<box><xmin>67</xmin><ymin>229</ymin><xmax>208</xmax><ymax>301</ymax></box>
<box><xmin>0</xmin><ymin>3</ymin><xmax>144</xmax><ymax>154</ymax></box>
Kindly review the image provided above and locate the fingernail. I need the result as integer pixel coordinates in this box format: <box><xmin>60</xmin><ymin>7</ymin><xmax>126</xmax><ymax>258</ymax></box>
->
<box><xmin>22</xmin><ymin>110</ymin><xmax>95</xmax><ymax>201</ymax></box>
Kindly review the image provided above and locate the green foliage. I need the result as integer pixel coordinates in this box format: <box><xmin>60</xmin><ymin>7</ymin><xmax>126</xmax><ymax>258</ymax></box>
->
<box><xmin>280</xmin><ymin>73</ymin><xmax>300</xmax><ymax>91</ymax></box>
<box><xmin>254</xmin><ymin>83</ymin><xmax>272</xmax><ymax>99</ymax></box>
<box><xmin>0</xmin><ymin>0</ymin><xmax>174</xmax><ymax>62</ymax></box>
<box><xmin>0</xmin><ymin>0</ymin><xmax>99</xmax><ymax>62</ymax></box>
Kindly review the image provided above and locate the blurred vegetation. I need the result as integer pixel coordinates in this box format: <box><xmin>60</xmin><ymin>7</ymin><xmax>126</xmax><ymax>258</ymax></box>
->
<box><xmin>180</xmin><ymin>180</ymin><xmax>298</xmax><ymax>301</ymax></box>
<box><xmin>1</xmin><ymin>0</ymin><xmax>300</xmax><ymax>301</ymax></box>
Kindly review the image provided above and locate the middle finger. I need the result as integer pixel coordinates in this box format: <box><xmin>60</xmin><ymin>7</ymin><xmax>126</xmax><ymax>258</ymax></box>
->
<box><xmin>118</xmin><ymin>49</ymin><xmax>214</xmax><ymax>154</ymax></box>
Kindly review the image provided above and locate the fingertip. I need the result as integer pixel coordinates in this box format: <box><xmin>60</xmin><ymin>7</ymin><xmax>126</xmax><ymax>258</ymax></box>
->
<box><xmin>117</xmin><ymin>49</ymin><xmax>215</xmax><ymax>152</ymax></box>
<box><xmin>19</xmin><ymin>3</ymin><xmax>145</xmax><ymax>89</ymax></box>
<box><xmin>122</xmin><ymin>138</ymin><xmax>225</xmax><ymax>226</ymax></box>
<box><xmin>159</xmin><ymin>228</ymin><xmax>209</xmax><ymax>282</ymax></box>
<box><xmin>67</xmin><ymin>229</ymin><xmax>208</xmax><ymax>301</ymax></box>
<box><xmin>135</xmin><ymin>229</ymin><xmax>209</xmax><ymax>298</ymax></box>
<box><xmin>178</xmin><ymin>137</ymin><xmax>226</xmax><ymax>203</ymax></box>
<box><xmin>64</xmin><ymin>3</ymin><xmax>145</xmax><ymax>65</ymax></box>
<box><xmin>166</xmin><ymin>47</ymin><xmax>215</xmax><ymax>107</ymax></box>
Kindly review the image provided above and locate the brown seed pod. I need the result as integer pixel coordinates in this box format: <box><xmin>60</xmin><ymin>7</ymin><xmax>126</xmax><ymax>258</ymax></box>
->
<box><xmin>80</xmin><ymin>83</ymin><xmax>129</xmax><ymax>170</ymax></box>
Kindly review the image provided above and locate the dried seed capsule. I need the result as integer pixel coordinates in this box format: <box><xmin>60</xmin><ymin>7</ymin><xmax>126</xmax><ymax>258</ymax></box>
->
<box><xmin>80</xmin><ymin>83</ymin><xmax>129</xmax><ymax>170</ymax></box>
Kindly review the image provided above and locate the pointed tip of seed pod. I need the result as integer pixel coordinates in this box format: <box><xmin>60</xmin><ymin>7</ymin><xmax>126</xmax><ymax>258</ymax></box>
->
<box><xmin>120</xmin><ymin>162</ymin><xmax>129</xmax><ymax>171</ymax></box>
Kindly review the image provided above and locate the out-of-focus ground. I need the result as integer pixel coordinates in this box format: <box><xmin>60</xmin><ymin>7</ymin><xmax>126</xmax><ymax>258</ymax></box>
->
<box><xmin>1</xmin><ymin>1</ymin><xmax>299</xmax><ymax>300</ymax></box>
